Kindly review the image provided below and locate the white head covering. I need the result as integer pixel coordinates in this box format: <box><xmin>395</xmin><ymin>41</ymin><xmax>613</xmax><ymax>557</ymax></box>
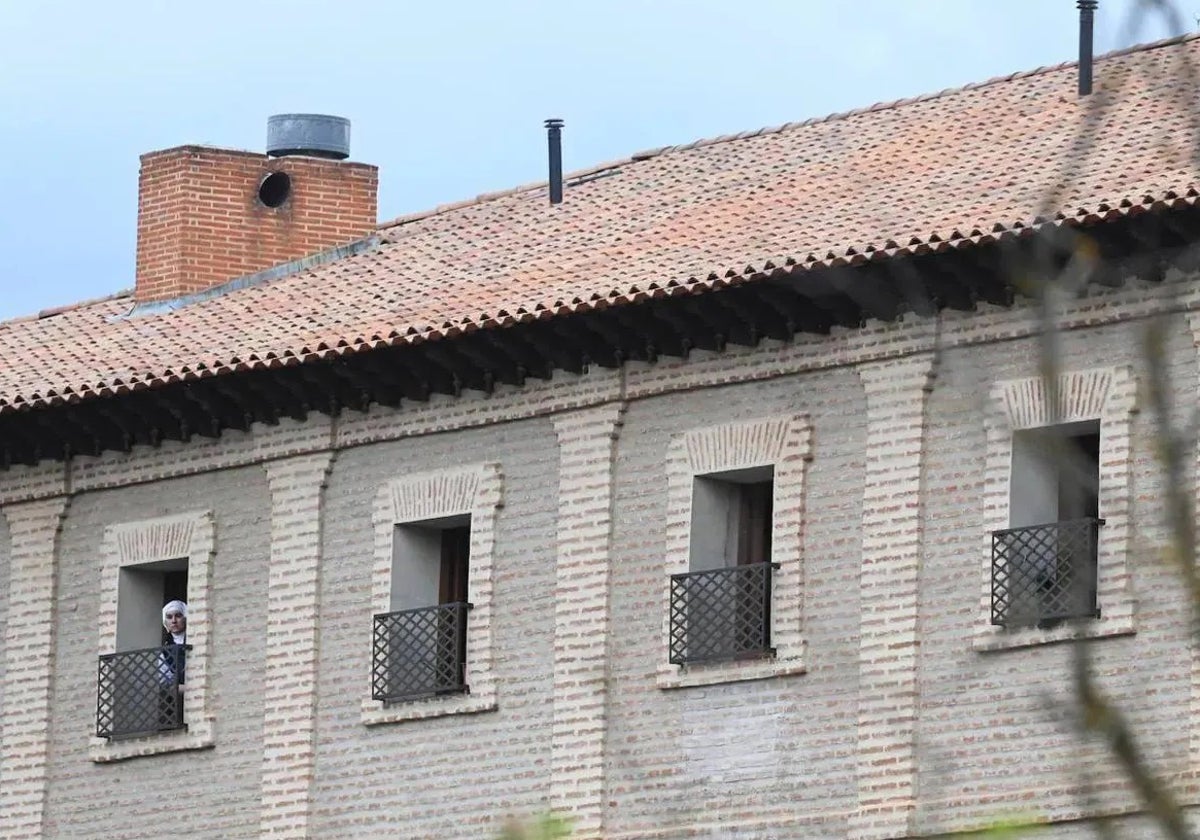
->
<box><xmin>162</xmin><ymin>600</ymin><xmax>188</xmax><ymax>630</ymax></box>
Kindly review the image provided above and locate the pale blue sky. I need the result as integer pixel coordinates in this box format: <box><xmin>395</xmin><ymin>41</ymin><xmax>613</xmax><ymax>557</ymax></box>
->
<box><xmin>0</xmin><ymin>0</ymin><xmax>1182</xmax><ymax>320</ymax></box>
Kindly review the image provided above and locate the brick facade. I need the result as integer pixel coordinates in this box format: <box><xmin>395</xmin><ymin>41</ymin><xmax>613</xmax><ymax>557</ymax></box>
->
<box><xmin>1</xmin><ymin>279</ymin><xmax>1199</xmax><ymax>837</ymax></box>
<box><xmin>260</xmin><ymin>453</ymin><xmax>334</xmax><ymax>837</ymax></box>
<box><xmin>0</xmin><ymin>498</ymin><xmax>68</xmax><ymax>840</ymax></box>
<box><xmin>43</xmin><ymin>467</ymin><xmax>272</xmax><ymax>838</ymax></box>
<box><xmin>850</xmin><ymin>354</ymin><xmax>934</xmax><ymax>840</ymax></box>
<box><xmin>550</xmin><ymin>404</ymin><xmax>625</xmax><ymax>836</ymax></box>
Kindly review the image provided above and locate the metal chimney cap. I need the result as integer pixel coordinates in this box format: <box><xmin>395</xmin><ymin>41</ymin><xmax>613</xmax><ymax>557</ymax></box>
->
<box><xmin>266</xmin><ymin>114</ymin><xmax>351</xmax><ymax>160</ymax></box>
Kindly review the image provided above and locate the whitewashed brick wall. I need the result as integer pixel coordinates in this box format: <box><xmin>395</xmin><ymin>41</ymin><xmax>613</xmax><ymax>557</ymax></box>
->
<box><xmin>43</xmin><ymin>466</ymin><xmax>274</xmax><ymax>839</ymax></box>
<box><xmin>260</xmin><ymin>453</ymin><xmax>334</xmax><ymax>838</ymax></box>
<box><xmin>0</xmin><ymin>498</ymin><xmax>68</xmax><ymax>840</ymax></box>
<box><xmin>0</xmin><ymin>280</ymin><xmax>1198</xmax><ymax>837</ymax></box>
<box><xmin>550</xmin><ymin>403</ymin><xmax>625</xmax><ymax>837</ymax></box>
<box><xmin>850</xmin><ymin>354</ymin><xmax>934</xmax><ymax>840</ymax></box>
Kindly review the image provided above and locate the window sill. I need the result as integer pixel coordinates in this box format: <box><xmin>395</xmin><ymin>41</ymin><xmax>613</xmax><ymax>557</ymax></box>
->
<box><xmin>972</xmin><ymin>610</ymin><xmax>1135</xmax><ymax>653</ymax></box>
<box><xmin>656</xmin><ymin>649</ymin><xmax>807</xmax><ymax>690</ymax></box>
<box><xmin>360</xmin><ymin>686</ymin><xmax>497</xmax><ymax>726</ymax></box>
<box><xmin>90</xmin><ymin>717</ymin><xmax>214</xmax><ymax>763</ymax></box>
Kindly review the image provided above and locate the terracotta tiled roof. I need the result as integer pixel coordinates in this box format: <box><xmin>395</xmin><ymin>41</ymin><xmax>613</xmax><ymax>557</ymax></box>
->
<box><xmin>4</xmin><ymin>34</ymin><xmax>1200</xmax><ymax>413</ymax></box>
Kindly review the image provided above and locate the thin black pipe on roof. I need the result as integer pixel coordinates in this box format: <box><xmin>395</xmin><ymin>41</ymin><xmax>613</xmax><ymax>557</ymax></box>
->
<box><xmin>545</xmin><ymin>118</ymin><xmax>564</xmax><ymax>205</ymax></box>
<box><xmin>1078</xmin><ymin>0</ymin><xmax>1098</xmax><ymax>96</ymax></box>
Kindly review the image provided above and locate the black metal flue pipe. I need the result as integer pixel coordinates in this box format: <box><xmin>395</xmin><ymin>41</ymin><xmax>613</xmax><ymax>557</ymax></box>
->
<box><xmin>545</xmin><ymin>118</ymin><xmax>564</xmax><ymax>205</ymax></box>
<box><xmin>1078</xmin><ymin>0</ymin><xmax>1098</xmax><ymax>96</ymax></box>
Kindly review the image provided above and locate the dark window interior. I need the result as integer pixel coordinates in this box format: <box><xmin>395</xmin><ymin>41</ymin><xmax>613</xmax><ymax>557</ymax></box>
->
<box><xmin>439</xmin><ymin>525</ymin><xmax>471</xmax><ymax>604</ymax></box>
<box><xmin>163</xmin><ymin>569</ymin><xmax>189</xmax><ymax>607</ymax></box>
<box><xmin>1060</xmin><ymin>430</ymin><xmax>1100</xmax><ymax>521</ymax></box>
<box><xmin>736</xmin><ymin>480</ymin><xmax>773</xmax><ymax>566</ymax></box>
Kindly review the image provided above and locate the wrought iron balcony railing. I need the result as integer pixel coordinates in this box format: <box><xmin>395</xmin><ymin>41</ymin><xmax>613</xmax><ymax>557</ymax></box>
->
<box><xmin>372</xmin><ymin>602</ymin><xmax>470</xmax><ymax>703</ymax></box>
<box><xmin>96</xmin><ymin>644</ymin><xmax>187</xmax><ymax>739</ymax></box>
<box><xmin>669</xmin><ymin>561</ymin><xmax>776</xmax><ymax>665</ymax></box>
<box><xmin>991</xmin><ymin>517</ymin><xmax>1104</xmax><ymax>629</ymax></box>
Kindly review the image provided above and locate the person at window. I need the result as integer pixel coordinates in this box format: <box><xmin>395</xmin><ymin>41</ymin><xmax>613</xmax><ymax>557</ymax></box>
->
<box><xmin>158</xmin><ymin>600</ymin><xmax>188</xmax><ymax>728</ymax></box>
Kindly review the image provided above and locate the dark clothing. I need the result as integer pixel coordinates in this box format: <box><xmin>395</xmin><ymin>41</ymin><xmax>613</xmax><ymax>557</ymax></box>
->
<box><xmin>157</xmin><ymin>637</ymin><xmax>187</xmax><ymax>731</ymax></box>
<box><xmin>159</xmin><ymin>635</ymin><xmax>187</xmax><ymax>684</ymax></box>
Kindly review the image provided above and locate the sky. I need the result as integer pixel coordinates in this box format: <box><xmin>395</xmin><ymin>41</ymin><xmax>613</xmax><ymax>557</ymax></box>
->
<box><xmin>0</xmin><ymin>0</ymin><xmax>1184</xmax><ymax>321</ymax></box>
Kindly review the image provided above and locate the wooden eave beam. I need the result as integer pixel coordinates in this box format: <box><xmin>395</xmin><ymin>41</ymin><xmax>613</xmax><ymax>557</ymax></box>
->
<box><xmin>520</xmin><ymin>320</ymin><xmax>587</xmax><ymax>375</ymax></box>
<box><xmin>416</xmin><ymin>343</ymin><xmax>471</xmax><ymax>395</ymax></box>
<box><xmin>587</xmin><ymin>309</ymin><xmax>657</xmax><ymax>365</ymax></box>
<box><xmin>672</xmin><ymin>294</ymin><xmax>736</xmax><ymax>353</ymax></box>
<box><xmin>364</xmin><ymin>350</ymin><xmax>432</xmax><ymax>402</ymax></box>
<box><xmin>616</xmin><ymin>302</ymin><xmax>691</xmax><ymax>359</ymax></box>
<box><xmin>0</xmin><ymin>415</ymin><xmax>44</xmax><ymax>466</ymax></box>
<box><xmin>9</xmin><ymin>204</ymin><xmax>1200</xmax><ymax>470</ymax></box>
<box><xmin>450</xmin><ymin>335</ymin><xmax>525</xmax><ymax>389</ymax></box>
<box><xmin>212</xmin><ymin>373</ymin><xmax>281</xmax><ymax>427</ymax></box>
<box><xmin>544</xmin><ymin>317</ymin><xmax>620</xmax><ymax>369</ymax></box>
<box><xmin>752</xmin><ymin>281</ymin><xmax>833</xmax><ymax>336</ymax></box>
<box><xmin>480</xmin><ymin>329</ymin><xmax>554</xmax><ymax>381</ymax></box>
<box><xmin>176</xmin><ymin>385</ymin><xmax>224</xmax><ymax>437</ymax></box>
<box><xmin>779</xmin><ymin>271</ymin><xmax>864</xmax><ymax>330</ymax></box>
<box><xmin>333</xmin><ymin>356</ymin><xmax>403</xmax><ymax>409</ymax></box>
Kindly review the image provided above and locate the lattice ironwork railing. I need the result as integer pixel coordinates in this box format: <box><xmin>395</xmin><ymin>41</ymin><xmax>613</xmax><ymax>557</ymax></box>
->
<box><xmin>669</xmin><ymin>562</ymin><xmax>776</xmax><ymax>665</ymax></box>
<box><xmin>992</xmin><ymin>518</ymin><xmax>1104</xmax><ymax>629</ymax></box>
<box><xmin>96</xmin><ymin>645</ymin><xmax>187</xmax><ymax>739</ymax></box>
<box><xmin>372</xmin><ymin>603</ymin><xmax>470</xmax><ymax>703</ymax></box>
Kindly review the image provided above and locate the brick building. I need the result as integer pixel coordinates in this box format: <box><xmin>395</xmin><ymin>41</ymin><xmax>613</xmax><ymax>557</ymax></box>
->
<box><xmin>1</xmin><ymin>32</ymin><xmax>1200</xmax><ymax>840</ymax></box>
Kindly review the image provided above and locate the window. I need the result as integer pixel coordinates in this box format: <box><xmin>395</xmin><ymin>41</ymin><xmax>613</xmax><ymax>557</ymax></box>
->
<box><xmin>97</xmin><ymin>559</ymin><xmax>191</xmax><ymax>739</ymax></box>
<box><xmin>671</xmin><ymin>468</ymin><xmax>776</xmax><ymax>664</ymax></box>
<box><xmin>1009</xmin><ymin>421</ymin><xmax>1099</xmax><ymax>528</ymax></box>
<box><xmin>689</xmin><ymin>468</ymin><xmax>774</xmax><ymax>570</ymax></box>
<box><xmin>976</xmin><ymin>368</ymin><xmax>1136</xmax><ymax>651</ymax></box>
<box><xmin>992</xmin><ymin>421</ymin><xmax>1102</xmax><ymax>629</ymax></box>
<box><xmin>116</xmin><ymin>560</ymin><xmax>189</xmax><ymax>650</ymax></box>
<box><xmin>373</xmin><ymin>518</ymin><xmax>472</xmax><ymax>703</ymax></box>
<box><xmin>92</xmin><ymin>511</ymin><xmax>215</xmax><ymax>762</ymax></box>
<box><xmin>363</xmin><ymin>464</ymin><xmax>501</xmax><ymax>725</ymax></box>
<box><xmin>659</xmin><ymin>416</ymin><xmax>811</xmax><ymax>689</ymax></box>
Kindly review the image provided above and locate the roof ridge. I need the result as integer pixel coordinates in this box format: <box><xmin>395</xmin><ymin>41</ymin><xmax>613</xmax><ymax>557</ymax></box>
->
<box><xmin>377</xmin><ymin>159</ymin><xmax>630</xmax><ymax>230</ymax></box>
<box><xmin>0</xmin><ymin>288</ymin><xmax>134</xmax><ymax>327</ymax></box>
<box><xmin>375</xmin><ymin>32</ymin><xmax>1200</xmax><ymax>232</ymax></box>
<box><xmin>645</xmin><ymin>31</ymin><xmax>1200</xmax><ymax>157</ymax></box>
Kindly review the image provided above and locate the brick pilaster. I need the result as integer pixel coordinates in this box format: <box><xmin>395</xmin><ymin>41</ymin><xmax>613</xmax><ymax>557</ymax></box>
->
<box><xmin>1187</xmin><ymin>313</ymin><xmax>1200</xmax><ymax>775</ymax></box>
<box><xmin>0</xmin><ymin>497</ymin><xmax>69</xmax><ymax>840</ymax></box>
<box><xmin>259</xmin><ymin>453</ymin><xmax>334</xmax><ymax>838</ymax></box>
<box><xmin>550</xmin><ymin>403</ymin><xmax>625</xmax><ymax>837</ymax></box>
<box><xmin>851</xmin><ymin>354</ymin><xmax>935</xmax><ymax>840</ymax></box>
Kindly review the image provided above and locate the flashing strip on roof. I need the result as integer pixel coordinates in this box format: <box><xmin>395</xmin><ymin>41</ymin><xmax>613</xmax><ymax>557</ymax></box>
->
<box><xmin>114</xmin><ymin>235</ymin><xmax>383</xmax><ymax>321</ymax></box>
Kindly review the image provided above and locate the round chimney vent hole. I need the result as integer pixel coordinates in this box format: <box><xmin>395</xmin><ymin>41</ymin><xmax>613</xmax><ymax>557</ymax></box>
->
<box><xmin>258</xmin><ymin>171</ymin><xmax>291</xmax><ymax>208</ymax></box>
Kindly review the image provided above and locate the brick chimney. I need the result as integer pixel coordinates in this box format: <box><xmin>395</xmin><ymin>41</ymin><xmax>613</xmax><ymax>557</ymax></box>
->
<box><xmin>134</xmin><ymin>116</ymin><xmax>378</xmax><ymax>303</ymax></box>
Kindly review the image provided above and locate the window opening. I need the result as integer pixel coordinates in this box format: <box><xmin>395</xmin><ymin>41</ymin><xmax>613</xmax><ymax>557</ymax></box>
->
<box><xmin>672</xmin><ymin>467</ymin><xmax>776</xmax><ymax>665</ymax></box>
<box><xmin>736</xmin><ymin>479</ymin><xmax>773</xmax><ymax>567</ymax></box>
<box><xmin>116</xmin><ymin>557</ymin><xmax>189</xmax><ymax>651</ymax></box>
<box><xmin>1009</xmin><ymin>420</ymin><xmax>1099</xmax><ymax>528</ymax></box>
<box><xmin>163</xmin><ymin>569</ymin><xmax>189</xmax><ymax>610</ymax></box>
<box><xmin>438</xmin><ymin>524</ymin><xmax>471</xmax><ymax>605</ymax></box>
<box><xmin>374</xmin><ymin>515</ymin><xmax>472</xmax><ymax>703</ymax></box>
<box><xmin>99</xmin><ymin>557</ymin><xmax>190</xmax><ymax>739</ymax></box>
<box><xmin>994</xmin><ymin>420</ymin><xmax>1102</xmax><ymax>629</ymax></box>
<box><xmin>689</xmin><ymin>466</ymin><xmax>774</xmax><ymax>572</ymax></box>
